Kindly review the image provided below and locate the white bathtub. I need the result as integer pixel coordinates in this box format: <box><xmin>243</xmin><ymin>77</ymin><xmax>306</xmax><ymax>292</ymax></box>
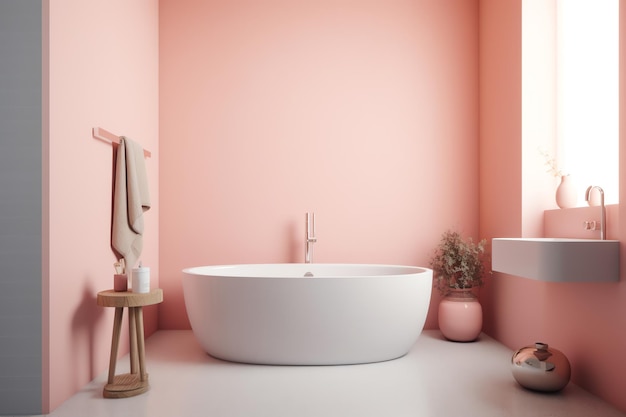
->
<box><xmin>182</xmin><ymin>264</ymin><xmax>432</xmax><ymax>365</ymax></box>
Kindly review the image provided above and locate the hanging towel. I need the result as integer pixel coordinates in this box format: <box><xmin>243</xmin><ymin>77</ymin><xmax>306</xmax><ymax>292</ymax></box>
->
<box><xmin>112</xmin><ymin>137</ymin><xmax>151</xmax><ymax>271</ymax></box>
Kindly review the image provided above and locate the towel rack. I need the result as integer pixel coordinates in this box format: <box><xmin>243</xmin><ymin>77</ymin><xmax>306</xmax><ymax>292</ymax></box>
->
<box><xmin>92</xmin><ymin>127</ymin><xmax>151</xmax><ymax>158</ymax></box>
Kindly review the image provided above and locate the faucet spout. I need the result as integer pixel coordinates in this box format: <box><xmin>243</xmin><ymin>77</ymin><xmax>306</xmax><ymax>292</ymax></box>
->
<box><xmin>585</xmin><ymin>186</ymin><xmax>606</xmax><ymax>240</ymax></box>
<box><xmin>305</xmin><ymin>212</ymin><xmax>317</xmax><ymax>263</ymax></box>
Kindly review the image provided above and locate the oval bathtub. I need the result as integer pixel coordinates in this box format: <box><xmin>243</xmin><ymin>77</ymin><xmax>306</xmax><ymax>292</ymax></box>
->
<box><xmin>182</xmin><ymin>264</ymin><xmax>432</xmax><ymax>365</ymax></box>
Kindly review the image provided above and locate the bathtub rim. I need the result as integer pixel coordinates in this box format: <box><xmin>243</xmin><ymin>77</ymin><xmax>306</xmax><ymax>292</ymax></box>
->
<box><xmin>182</xmin><ymin>263</ymin><xmax>432</xmax><ymax>279</ymax></box>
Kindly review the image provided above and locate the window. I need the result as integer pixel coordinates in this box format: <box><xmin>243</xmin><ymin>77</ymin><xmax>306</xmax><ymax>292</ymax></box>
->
<box><xmin>556</xmin><ymin>0</ymin><xmax>619</xmax><ymax>204</ymax></box>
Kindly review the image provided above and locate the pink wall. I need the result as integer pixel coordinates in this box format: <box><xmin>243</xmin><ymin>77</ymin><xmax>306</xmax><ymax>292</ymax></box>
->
<box><xmin>44</xmin><ymin>0</ymin><xmax>159</xmax><ymax>412</ymax></box>
<box><xmin>480</xmin><ymin>0</ymin><xmax>626</xmax><ymax>413</ymax></box>
<box><xmin>159</xmin><ymin>0</ymin><xmax>480</xmax><ymax>330</ymax></box>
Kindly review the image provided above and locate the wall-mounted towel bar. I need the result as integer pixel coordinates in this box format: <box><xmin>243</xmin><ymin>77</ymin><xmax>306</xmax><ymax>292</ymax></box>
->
<box><xmin>92</xmin><ymin>127</ymin><xmax>151</xmax><ymax>158</ymax></box>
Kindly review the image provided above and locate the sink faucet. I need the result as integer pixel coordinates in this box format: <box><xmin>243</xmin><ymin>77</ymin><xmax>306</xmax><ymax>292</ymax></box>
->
<box><xmin>585</xmin><ymin>186</ymin><xmax>606</xmax><ymax>240</ymax></box>
<box><xmin>305</xmin><ymin>212</ymin><xmax>317</xmax><ymax>263</ymax></box>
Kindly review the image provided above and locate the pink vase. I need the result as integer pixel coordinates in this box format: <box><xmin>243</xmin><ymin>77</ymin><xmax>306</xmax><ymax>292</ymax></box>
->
<box><xmin>438</xmin><ymin>289</ymin><xmax>482</xmax><ymax>342</ymax></box>
<box><xmin>555</xmin><ymin>175</ymin><xmax>577</xmax><ymax>208</ymax></box>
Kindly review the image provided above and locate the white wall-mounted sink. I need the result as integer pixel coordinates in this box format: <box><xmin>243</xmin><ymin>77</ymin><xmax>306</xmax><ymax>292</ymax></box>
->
<box><xmin>492</xmin><ymin>238</ymin><xmax>620</xmax><ymax>282</ymax></box>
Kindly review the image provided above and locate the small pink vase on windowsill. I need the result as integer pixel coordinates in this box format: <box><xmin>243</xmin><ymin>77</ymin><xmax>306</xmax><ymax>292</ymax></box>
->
<box><xmin>438</xmin><ymin>289</ymin><xmax>482</xmax><ymax>342</ymax></box>
<box><xmin>555</xmin><ymin>175</ymin><xmax>577</xmax><ymax>208</ymax></box>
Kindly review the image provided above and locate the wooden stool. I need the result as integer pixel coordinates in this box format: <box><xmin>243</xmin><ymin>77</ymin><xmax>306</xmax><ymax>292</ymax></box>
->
<box><xmin>97</xmin><ymin>289</ymin><xmax>163</xmax><ymax>398</ymax></box>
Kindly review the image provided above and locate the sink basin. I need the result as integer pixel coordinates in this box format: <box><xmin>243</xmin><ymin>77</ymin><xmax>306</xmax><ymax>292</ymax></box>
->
<box><xmin>492</xmin><ymin>238</ymin><xmax>620</xmax><ymax>282</ymax></box>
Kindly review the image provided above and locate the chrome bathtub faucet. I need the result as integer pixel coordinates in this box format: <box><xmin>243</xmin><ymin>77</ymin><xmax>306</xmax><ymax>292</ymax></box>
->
<box><xmin>305</xmin><ymin>212</ymin><xmax>317</xmax><ymax>263</ymax></box>
<box><xmin>584</xmin><ymin>186</ymin><xmax>606</xmax><ymax>240</ymax></box>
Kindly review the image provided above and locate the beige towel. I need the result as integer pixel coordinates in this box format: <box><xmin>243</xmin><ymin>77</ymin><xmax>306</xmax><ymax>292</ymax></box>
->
<box><xmin>112</xmin><ymin>137</ymin><xmax>151</xmax><ymax>271</ymax></box>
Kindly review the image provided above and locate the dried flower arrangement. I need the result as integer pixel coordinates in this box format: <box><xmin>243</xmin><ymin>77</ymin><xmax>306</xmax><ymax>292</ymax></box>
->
<box><xmin>538</xmin><ymin>147</ymin><xmax>567</xmax><ymax>178</ymax></box>
<box><xmin>429</xmin><ymin>230</ymin><xmax>487</xmax><ymax>296</ymax></box>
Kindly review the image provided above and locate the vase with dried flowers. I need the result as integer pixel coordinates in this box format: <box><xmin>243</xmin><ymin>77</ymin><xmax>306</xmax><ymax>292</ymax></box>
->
<box><xmin>429</xmin><ymin>230</ymin><xmax>487</xmax><ymax>342</ymax></box>
<box><xmin>538</xmin><ymin>148</ymin><xmax>577</xmax><ymax>208</ymax></box>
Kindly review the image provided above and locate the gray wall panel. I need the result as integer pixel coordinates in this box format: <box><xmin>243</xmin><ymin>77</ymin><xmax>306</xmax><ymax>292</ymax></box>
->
<box><xmin>0</xmin><ymin>0</ymin><xmax>43</xmax><ymax>414</ymax></box>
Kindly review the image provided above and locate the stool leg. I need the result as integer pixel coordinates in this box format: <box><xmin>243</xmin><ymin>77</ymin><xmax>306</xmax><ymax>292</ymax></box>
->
<box><xmin>128</xmin><ymin>307</ymin><xmax>138</xmax><ymax>374</ymax></box>
<box><xmin>135</xmin><ymin>306</ymin><xmax>147</xmax><ymax>382</ymax></box>
<box><xmin>107</xmin><ymin>307</ymin><xmax>124</xmax><ymax>384</ymax></box>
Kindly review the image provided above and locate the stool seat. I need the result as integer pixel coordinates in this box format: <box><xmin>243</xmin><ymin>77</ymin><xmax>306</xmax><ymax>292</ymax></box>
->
<box><xmin>97</xmin><ymin>289</ymin><xmax>163</xmax><ymax>398</ymax></box>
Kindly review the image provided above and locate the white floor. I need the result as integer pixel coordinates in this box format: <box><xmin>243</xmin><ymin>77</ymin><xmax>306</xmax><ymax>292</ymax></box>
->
<box><xmin>30</xmin><ymin>330</ymin><xmax>625</xmax><ymax>417</ymax></box>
